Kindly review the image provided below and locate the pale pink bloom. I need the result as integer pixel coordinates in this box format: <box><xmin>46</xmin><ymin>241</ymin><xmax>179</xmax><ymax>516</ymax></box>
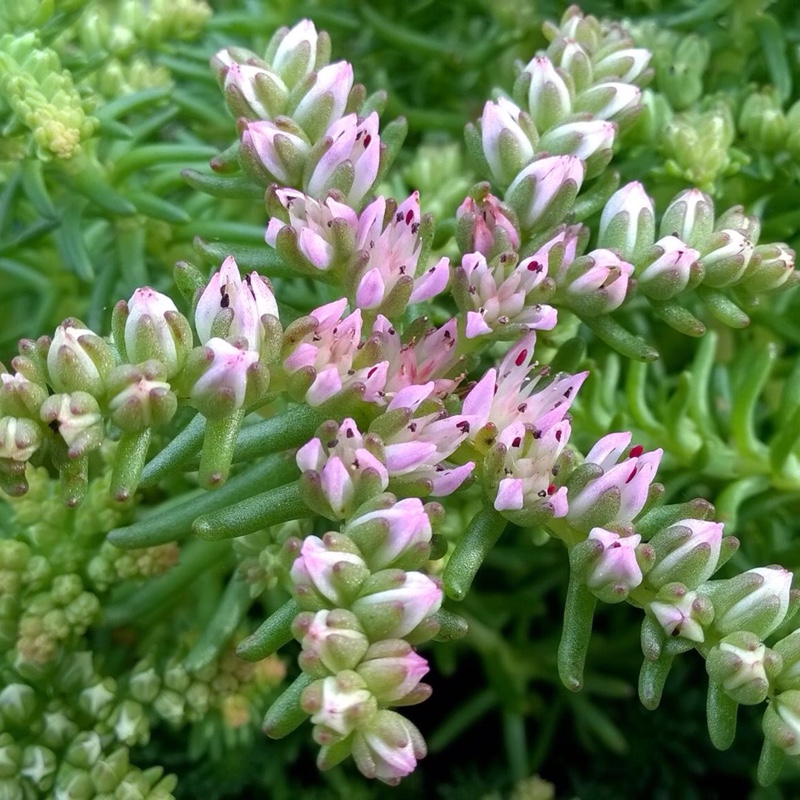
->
<box><xmin>462</xmin><ymin>332</ymin><xmax>587</xmax><ymax>436</ymax></box>
<box><xmin>348</xmin><ymin>497</ymin><xmax>433</xmax><ymax>570</ymax></box>
<box><xmin>372</xmin><ymin>316</ymin><xmax>462</xmax><ymax>399</ymax></box>
<box><xmin>353</xmin><ymin>192</ymin><xmax>449</xmax><ymax>310</ymax></box>
<box><xmin>567</xmin><ymin>432</ymin><xmax>663</xmax><ymax>530</ymax></box>
<box><xmin>715</xmin><ymin>567</ymin><xmax>793</xmax><ymax>638</ymax></box>
<box><xmin>564</xmin><ymin>248</ymin><xmax>634</xmax><ymax>313</ymax></box>
<box><xmin>292</xmin><ymin>61</ymin><xmax>354</xmax><ymax>136</ymax></box>
<box><xmin>457</xmin><ymin>250</ymin><xmax>557</xmax><ymax>339</ymax></box>
<box><xmin>480</xmin><ymin>97</ymin><xmax>535</xmax><ymax>186</ymax></box>
<box><xmin>492</xmin><ymin>418</ymin><xmax>570</xmax><ymax>516</ymax></box>
<box><xmin>523</xmin><ymin>56</ymin><xmax>572</xmax><ymax>129</ymax></box>
<box><xmin>456</xmin><ymin>194</ymin><xmax>520</xmax><ymax>257</ymax></box>
<box><xmin>125</xmin><ymin>287</ymin><xmax>182</xmax><ymax>375</ymax></box>
<box><xmin>224</xmin><ymin>62</ymin><xmax>288</xmax><ymax>119</ymax></box>
<box><xmin>307</xmin><ymin>113</ymin><xmax>381</xmax><ymax>207</ymax></box>
<box><xmin>352</xmin><ymin>711</ymin><xmax>427</xmax><ymax>785</ymax></box>
<box><xmin>593</xmin><ymin>47</ymin><xmax>651</xmax><ymax>84</ymax></box>
<box><xmin>598</xmin><ymin>182</ymin><xmax>655</xmax><ymax>260</ymax></box>
<box><xmin>190</xmin><ymin>338</ymin><xmax>259</xmax><ymax>411</ymax></box>
<box><xmin>271</xmin><ymin>19</ymin><xmax>319</xmax><ymax>79</ymax></box>
<box><xmin>578</xmin><ymin>82</ymin><xmax>642</xmax><ymax>121</ymax></box>
<box><xmin>506</xmin><ymin>155</ymin><xmax>585</xmax><ymax>229</ymax></box>
<box><xmin>290</xmin><ymin>534</ymin><xmax>368</xmax><ymax>607</ymax></box>
<box><xmin>283</xmin><ymin>298</ymin><xmax>388</xmax><ymax>406</ymax></box>
<box><xmin>195</xmin><ymin>256</ymin><xmax>278</xmax><ymax>353</ymax></box>
<box><xmin>586</xmin><ymin>528</ymin><xmax>644</xmax><ymax>595</ymax></box>
<box><xmin>357</xmin><ymin>641</ymin><xmax>430</xmax><ymax>703</ymax></box>
<box><xmin>647</xmin><ymin>518</ymin><xmax>724</xmax><ymax>589</ymax></box>
<box><xmin>296</xmin><ymin>418</ymin><xmax>389</xmax><ymax>518</ymax></box>
<box><xmin>650</xmin><ymin>591</ymin><xmax>706</xmax><ymax>643</ymax></box>
<box><xmin>638</xmin><ymin>235</ymin><xmax>699</xmax><ymax>296</ymax></box>
<box><xmin>539</xmin><ymin>119</ymin><xmax>617</xmax><ymax>160</ymax></box>
<box><xmin>308</xmin><ymin>675</ymin><xmax>373</xmax><ymax>736</ymax></box>
<box><xmin>266</xmin><ymin>188</ymin><xmax>358</xmax><ymax>272</ymax></box>
<box><xmin>352</xmin><ymin>572</ymin><xmax>442</xmax><ymax>639</ymax></box>
<box><xmin>241</xmin><ymin>120</ymin><xmax>310</xmax><ymax>184</ymax></box>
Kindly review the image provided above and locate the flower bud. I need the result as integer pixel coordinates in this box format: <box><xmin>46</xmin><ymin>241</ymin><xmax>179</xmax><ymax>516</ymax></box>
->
<box><xmin>292</xmin><ymin>61</ymin><xmax>354</xmax><ymax>141</ymax></box>
<box><xmin>739</xmin><ymin>90</ymin><xmax>787</xmax><ymax>154</ymax></box>
<box><xmin>352</xmin><ymin>710</ymin><xmax>427</xmax><ymax>785</ymax></box>
<box><xmin>523</xmin><ymin>56</ymin><xmax>572</xmax><ymax>132</ymax></box>
<box><xmin>106</xmin><ymin>362</ymin><xmax>177</xmax><ymax>432</ymax></box>
<box><xmin>306</xmin><ymin>112</ymin><xmax>381</xmax><ymax>208</ymax></box>
<box><xmin>194</xmin><ymin>256</ymin><xmax>279</xmax><ymax>353</ymax></box>
<box><xmin>775</xmin><ymin>631</ymin><xmax>800</xmax><ymax>692</ymax></box>
<box><xmin>290</xmin><ymin>533</ymin><xmax>370</xmax><ymax>609</ymax></box>
<box><xmin>302</xmin><ymin>671</ymin><xmax>376</xmax><ymax>739</ymax></box>
<box><xmin>455</xmin><ymin>193</ymin><xmax>520</xmax><ymax>259</ymax></box>
<box><xmin>505</xmin><ymin>155</ymin><xmax>584</xmax><ymax>232</ymax></box>
<box><xmin>296</xmin><ymin>419</ymin><xmax>389</xmax><ymax>519</ymax></box>
<box><xmin>707</xmin><ymin>631</ymin><xmax>781</xmax><ymax>706</ymax></box>
<box><xmin>478</xmin><ymin>98</ymin><xmax>537</xmax><ymax>187</ymax></box>
<box><xmin>47</xmin><ymin>322</ymin><xmax>113</xmax><ymax>397</ymax></box>
<box><xmin>0</xmin><ymin>683</ymin><xmax>37</xmax><ymax>727</ymax></box>
<box><xmin>558</xmin><ymin>248</ymin><xmax>634</xmax><ymax>315</ymax></box>
<box><xmin>240</xmin><ymin>119</ymin><xmax>311</xmax><ymax>185</ymax></box>
<box><xmin>659</xmin><ymin>188</ymin><xmax>715</xmax><ymax>251</ymax></box>
<box><xmin>593</xmin><ymin>48</ymin><xmax>652</xmax><ymax>85</ymax></box>
<box><xmin>699</xmin><ymin>229</ymin><xmax>754</xmax><ymax>288</ymax></box>
<box><xmin>740</xmin><ymin>242</ymin><xmax>796</xmax><ymax>294</ymax></box>
<box><xmin>223</xmin><ymin>62</ymin><xmax>289</xmax><ymax>120</ymax></box>
<box><xmin>636</xmin><ymin>236</ymin><xmax>699</xmax><ymax>299</ymax></box>
<box><xmin>357</xmin><ymin>640</ymin><xmax>430</xmax><ymax>703</ymax></box>
<box><xmin>188</xmin><ymin>338</ymin><xmax>266</xmax><ymax>417</ymax></box>
<box><xmin>584</xmin><ymin>527</ymin><xmax>645</xmax><ymax>603</ymax></box>
<box><xmin>763</xmin><ymin>690</ymin><xmax>800</xmax><ymax>756</ymax></box>
<box><xmin>649</xmin><ymin>583</ymin><xmax>713</xmax><ymax>643</ymax></box>
<box><xmin>707</xmin><ymin>566</ymin><xmax>794</xmax><ymax>639</ymax></box>
<box><xmin>294</xmin><ymin>609</ymin><xmax>370</xmax><ymax>676</ymax></box>
<box><xmin>538</xmin><ymin>119</ymin><xmax>616</xmax><ymax>177</ymax></box>
<box><xmin>0</xmin><ymin>417</ymin><xmax>41</xmax><ymax>461</ymax></box>
<box><xmin>352</xmin><ymin>570</ymin><xmax>442</xmax><ymax>640</ymax></box>
<box><xmin>647</xmin><ymin>518</ymin><xmax>724</xmax><ymax>590</ymax></box>
<box><xmin>574</xmin><ymin>82</ymin><xmax>642</xmax><ymax>124</ymax></box>
<box><xmin>345</xmin><ymin>496</ymin><xmax>433</xmax><ymax>571</ymax></box>
<box><xmin>122</xmin><ymin>288</ymin><xmax>191</xmax><ymax>378</ymax></box>
<box><xmin>40</xmin><ymin>392</ymin><xmax>103</xmax><ymax>458</ymax></box>
<box><xmin>597</xmin><ymin>182</ymin><xmax>655</xmax><ymax>264</ymax></box>
<box><xmin>548</xmin><ymin>38</ymin><xmax>592</xmax><ymax>92</ymax></box>
<box><xmin>269</xmin><ymin>19</ymin><xmax>326</xmax><ymax>88</ymax></box>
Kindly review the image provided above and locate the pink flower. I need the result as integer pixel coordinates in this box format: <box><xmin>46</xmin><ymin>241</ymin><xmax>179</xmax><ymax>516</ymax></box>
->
<box><xmin>491</xmin><ymin>418</ymin><xmax>570</xmax><ymax>517</ymax></box>
<box><xmin>271</xmin><ymin>20</ymin><xmax>320</xmax><ymax>84</ymax></box>
<box><xmin>290</xmin><ymin>534</ymin><xmax>368</xmax><ymax>607</ymax></box>
<box><xmin>523</xmin><ymin>56</ymin><xmax>572</xmax><ymax>131</ymax></box>
<box><xmin>353</xmin><ymin>192</ymin><xmax>449</xmax><ymax>311</ymax></box>
<box><xmin>456</xmin><ymin>250</ymin><xmax>557</xmax><ymax>339</ymax></box>
<box><xmin>585</xmin><ymin>527</ymin><xmax>644</xmax><ymax>601</ymax></box>
<box><xmin>190</xmin><ymin>338</ymin><xmax>259</xmax><ymax>412</ymax></box>
<box><xmin>506</xmin><ymin>155</ymin><xmax>585</xmax><ymax>231</ymax></box>
<box><xmin>306</xmin><ymin>113</ymin><xmax>381</xmax><ymax>207</ymax></box>
<box><xmin>223</xmin><ymin>62</ymin><xmax>288</xmax><ymax>119</ymax></box>
<box><xmin>575</xmin><ymin>82</ymin><xmax>642</xmax><ymax>121</ymax></box>
<box><xmin>296</xmin><ymin>419</ymin><xmax>389</xmax><ymax>519</ymax></box>
<box><xmin>283</xmin><ymin>298</ymin><xmax>388</xmax><ymax>406</ymax></box>
<box><xmin>462</xmin><ymin>332</ymin><xmax>587</xmax><ymax>437</ymax></box>
<box><xmin>266</xmin><ymin>188</ymin><xmax>359</xmax><ymax>273</ymax></box>
<box><xmin>124</xmin><ymin>287</ymin><xmax>185</xmax><ymax>377</ymax></box>
<box><xmin>598</xmin><ymin>182</ymin><xmax>655</xmax><ymax>262</ymax></box>
<box><xmin>292</xmin><ymin>61</ymin><xmax>354</xmax><ymax>139</ymax></box>
<box><xmin>352</xmin><ymin>710</ymin><xmax>427</xmax><ymax>785</ymax></box>
<box><xmin>480</xmin><ymin>97</ymin><xmax>536</xmax><ymax>186</ymax></box>
<box><xmin>294</xmin><ymin>609</ymin><xmax>370</xmax><ymax>675</ymax></box>
<box><xmin>456</xmin><ymin>193</ymin><xmax>520</xmax><ymax>258</ymax></box>
<box><xmin>647</xmin><ymin>518</ymin><xmax>724</xmax><ymax>589</ymax></box>
<box><xmin>371</xmin><ymin>316</ymin><xmax>462</xmax><ymax>399</ymax></box>
<box><xmin>303</xmin><ymin>673</ymin><xmax>374</xmax><ymax>737</ymax></box>
<box><xmin>241</xmin><ymin>120</ymin><xmax>310</xmax><ymax>184</ymax></box>
<box><xmin>352</xmin><ymin>572</ymin><xmax>442</xmax><ymax>639</ymax></box>
<box><xmin>357</xmin><ymin>640</ymin><xmax>430</xmax><ymax>703</ymax></box>
<box><xmin>194</xmin><ymin>256</ymin><xmax>278</xmax><ymax>353</ymax></box>
<box><xmin>637</xmin><ymin>235</ymin><xmax>699</xmax><ymax>299</ymax></box>
<box><xmin>346</xmin><ymin>497</ymin><xmax>433</xmax><ymax>571</ymax></box>
<box><xmin>539</xmin><ymin>119</ymin><xmax>617</xmax><ymax>161</ymax></box>
<box><xmin>559</xmin><ymin>248</ymin><xmax>634</xmax><ymax>315</ymax></box>
<box><xmin>567</xmin><ymin>432</ymin><xmax>663</xmax><ymax>531</ymax></box>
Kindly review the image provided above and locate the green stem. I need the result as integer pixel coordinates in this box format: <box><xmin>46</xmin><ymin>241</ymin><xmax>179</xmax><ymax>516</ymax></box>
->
<box><xmin>140</xmin><ymin>412</ymin><xmax>206</xmax><ymax>487</ymax></box>
<box><xmin>557</xmin><ymin>571</ymin><xmax>597</xmax><ymax>692</ymax></box>
<box><xmin>198</xmin><ymin>409</ymin><xmax>246</xmax><ymax>489</ymax></box>
<box><xmin>192</xmin><ymin>480</ymin><xmax>310</xmax><ymax>541</ymax></box>
<box><xmin>183</xmin><ymin>575</ymin><xmax>254</xmax><ymax>672</ymax></box>
<box><xmin>502</xmin><ymin>710</ymin><xmax>528</xmax><ymax>783</ymax></box>
<box><xmin>441</xmin><ymin>505</ymin><xmax>508</xmax><ymax>601</ymax></box>
<box><xmin>236</xmin><ymin>599</ymin><xmax>300</xmax><ymax>662</ymax></box>
<box><xmin>110</xmin><ymin>430</ymin><xmax>152</xmax><ymax>503</ymax></box>
<box><xmin>109</xmin><ymin>452</ymin><xmax>296</xmax><ymax>549</ymax></box>
<box><xmin>262</xmin><ymin>672</ymin><xmax>314</xmax><ymax>739</ymax></box>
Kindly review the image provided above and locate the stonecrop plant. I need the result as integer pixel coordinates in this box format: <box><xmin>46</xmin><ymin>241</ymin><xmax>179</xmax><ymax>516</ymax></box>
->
<box><xmin>5</xmin><ymin>0</ymin><xmax>800</xmax><ymax>797</ymax></box>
